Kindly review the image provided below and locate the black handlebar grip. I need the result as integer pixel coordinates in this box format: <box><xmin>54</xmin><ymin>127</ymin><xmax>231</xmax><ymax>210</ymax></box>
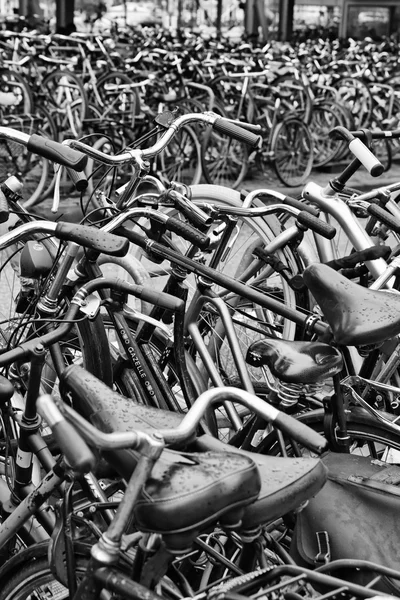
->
<box><xmin>274</xmin><ymin>411</ymin><xmax>328</xmax><ymax>454</ymax></box>
<box><xmin>213</xmin><ymin>118</ymin><xmax>262</xmax><ymax>149</ymax></box>
<box><xmin>367</xmin><ymin>204</ymin><xmax>400</xmax><ymax>235</ymax></box>
<box><xmin>165</xmin><ymin>216</ymin><xmax>210</xmax><ymax>250</ymax></box>
<box><xmin>66</xmin><ymin>168</ymin><xmax>88</xmax><ymax>192</ymax></box>
<box><xmin>55</xmin><ymin>222</ymin><xmax>130</xmax><ymax>256</ymax></box>
<box><xmin>27</xmin><ymin>134</ymin><xmax>88</xmax><ymax>171</ymax></box>
<box><xmin>296</xmin><ymin>211</ymin><xmax>337</xmax><ymax>239</ymax></box>
<box><xmin>114</xmin><ymin>225</ymin><xmax>147</xmax><ymax>250</ymax></box>
<box><xmin>0</xmin><ymin>189</ymin><xmax>9</xmax><ymax>224</ymax></box>
<box><xmin>283</xmin><ymin>195</ymin><xmax>319</xmax><ymax>217</ymax></box>
<box><xmin>52</xmin><ymin>418</ymin><xmax>96</xmax><ymax>473</ymax></box>
<box><xmin>125</xmin><ymin>282</ymin><xmax>185</xmax><ymax>313</ymax></box>
<box><xmin>99</xmin><ymin>278</ymin><xmax>185</xmax><ymax>312</ymax></box>
<box><xmin>348</xmin><ymin>138</ymin><xmax>384</xmax><ymax>177</ymax></box>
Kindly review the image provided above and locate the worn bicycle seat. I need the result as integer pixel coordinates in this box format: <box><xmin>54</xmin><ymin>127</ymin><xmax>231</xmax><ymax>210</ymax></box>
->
<box><xmin>246</xmin><ymin>339</ymin><xmax>343</xmax><ymax>383</ymax></box>
<box><xmin>194</xmin><ymin>434</ymin><xmax>327</xmax><ymax>530</ymax></box>
<box><xmin>60</xmin><ymin>365</ymin><xmax>260</xmax><ymax>551</ymax></box>
<box><xmin>60</xmin><ymin>365</ymin><xmax>327</xmax><ymax>546</ymax></box>
<box><xmin>303</xmin><ymin>262</ymin><xmax>400</xmax><ymax>346</ymax></box>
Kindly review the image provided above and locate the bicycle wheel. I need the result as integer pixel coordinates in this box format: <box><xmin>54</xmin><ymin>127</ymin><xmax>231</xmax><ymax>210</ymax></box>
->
<box><xmin>157</xmin><ymin>123</ymin><xmax>202</xmax><ymax>186</ymax></box>
<box><xmin>0</xmin><ymin>542</ymin><xmax>89</xmax><ymax>600</ymax></box>
<box><xmin>0</xmin><ymin>234</ymin><xmax>112</xmax><ymax>388</ymax></box>
<box><xmin>372</xmin><ymin>138</ymin><xmax>392</xmax><ymax>172</ymax></box>
<box><xmin>332</xmin><ymin>77</ymin><xmax>373</xmax><ymax>128</ymax></box>
<box><xmin>21</xmin><ymin>106</ymin><xmax>59</xmax><ymax>207</ymax></box>
<box><xmin>0</xmin><ymin>69</ymin><xmax>34</xmax><ymax>119</ymax></box>
<box><xmin>271</xmin><ymin>118</ymin><xmax>313</xmax><ymax>187</ymax></box>
<box><xmin>0</xmin><ymin>109</ymin><xmax>55</xmax><ymax>207</ymax></box>
<box><xmin>40</xmin><ymin>70</ymin><xmax>88</xmax><ymax>138</ymax></box>
<box><xmin>201</xmin><ymin>128</ymin><xmax>249</xmax><ymax>189</ymax></box>
<box><xmin>309</xmin><ymin>104</ymin><xmax>345</xmax><ymax>168</ymax></box>
<box><xmin>95</xmin><ymin>70</ymin><xmax>140</xmax><ymax>127</ymax></box>
<box><xmin>271</xmin><ymin>73</ymin><xmax>313</xmax><ymax>123</ymax></box>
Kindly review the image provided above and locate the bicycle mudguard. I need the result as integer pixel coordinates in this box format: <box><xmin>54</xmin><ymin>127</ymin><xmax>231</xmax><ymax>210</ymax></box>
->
<box><xmin>291</xmin><ymin>452</ymin><xmax>400</xmax><ymax>593</ymax></box>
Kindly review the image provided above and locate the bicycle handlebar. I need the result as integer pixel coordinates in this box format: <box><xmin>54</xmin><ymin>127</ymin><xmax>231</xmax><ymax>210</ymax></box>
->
<box><xmin>0</xmin><ymin>220</ymin><xmax>129</xmax><ymax>257</ymax></box>
<box><xmin>37</xmin><ymin>394</ymin><xmax>96</xmax><ymax>473</ymax></box>
<box><xmin>330</xmin><ymin>126</ymin><xmax>384</xmax><ymax>177</ymax></box>
<box><xmin>66</xmin><ymin>112</ymin><xmax>262</xmax><ymax>167</ymax></box>
<box><xmin>38</xmin><ymin>374</ymin><xmax>328</xmax><ymax>458</ymax></box>
<box><xmin>0</xmin><ymin>128</ymin><xmax>88</xmax><ymax>171</ymax></box>
<box><xmin>367</xmin><ymin>204</ymin><xmax>400</xmax><ymax>235</ymax></box>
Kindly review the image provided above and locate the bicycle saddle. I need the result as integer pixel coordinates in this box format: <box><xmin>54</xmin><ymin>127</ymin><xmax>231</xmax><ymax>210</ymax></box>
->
<box><xmin>303</xmin><ymin>263</ymin><xmax>400</xmax><ymax>346</ymax></box>
<box><xmin>194</xmin><ymin>434</ymin><xmax>327</xmax><ymax>530</ymax></box>
<box><xmin>60</xmin><ymin>365</ymin><xmax>260</xmax><ymax>552</ymax></box>
<box><xmin>60</xmin><ymin>365</ymin><xmax>327</xmax><ymax>546</ymax></box>
<box><xmin>246</xmin><ymin>339</ymin><xmax>343</xmax><ymax>383</ymax></box>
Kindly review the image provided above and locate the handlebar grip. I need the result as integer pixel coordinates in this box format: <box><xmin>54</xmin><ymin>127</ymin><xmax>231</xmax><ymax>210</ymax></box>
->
<box><xmin>55</xmin><ymin>222</ymin><xmax>130</xmax><ymax>257</ymax></box>
<box><xmin>165</xmin><ymin>216</ymin><xmax>210</xmax><ymax>250</ymax></box>
<box><xmin>27</xmin><ymin>134</ymin><xmax>88</xmax><ymax>171</ymax></box>
<box><xmin>367</xmin><ymin>204</ymin><xmax>400</xmax><ymax>235</ymax></box>
<box><xmin>124</xmin><ymin>282</ymin><xmax>185</xmax><ymax>312</ymax></box>
<box><xmin>274</xmin><ymin>411</ymin><xmax>328</xmax><ymax>454</ymax></box>
<box><xmin>348</xmin><ymin>138</ymin><xmax>384</xmax><ymax>177</ymax></box>
<box><xmin>66</xmin><ymin>168</ymin><xmax>88</xmax><ymax>192</ymax></box>
<box><xmin>0</xmin><ymin>189</ymin><xmax>9</xmax><ymax>223</ymax></box>
<box><xmin>36</xmin><ymin>394</ymin><xmax>95</xmax><ymax>473</ymax></box>
<box><xmin>296</xmin><ymin>211</ymin><xmax>337</xmax><ymax>239</ymax></box>
<box><xmin>213</xmin><ymin>118</ymin><xmax>262</xmax><ymax>149</ymax></box>
<box><xmin>283</xmin><ymin>195</ymin><xmax>319</xmax><ymax>217</ymax></box>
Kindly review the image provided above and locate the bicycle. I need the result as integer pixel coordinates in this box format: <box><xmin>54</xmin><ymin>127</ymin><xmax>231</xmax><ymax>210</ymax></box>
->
<box><xmin>201</xmin><ymin>67</ymin><xmax>314</xmax><ymax>189</ymax></box>
<box><xmin>1</xmin><ymin>378</ymin><xmax>399</xmax><ymax>598</ymax></box>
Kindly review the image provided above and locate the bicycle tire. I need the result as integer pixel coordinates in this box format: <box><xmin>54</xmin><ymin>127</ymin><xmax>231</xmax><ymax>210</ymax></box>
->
<box><xmin>0</xmin><ymin>109</ymin><xmax>55</xmax><ymax>207</ymax></box>
<box><xmin>309</xmin><ymin>104</ymin><xmax>345</xmax><ymax>168</ymax></box>
<box><xmin>0</xmin><ymin>234</ymin><xmax>113</xmax><ymax>387</ymax></box>
<box><xmin>332</xmin><ymin>77</ymin><xmax>373</xmax><ymax>128</ymax></box>
<box><xmin>40</xmin><ymin>69</ymin><xmax>88</xmax><ymax>138</ymax></box>
<box><xmin>95</xmin><ymin>70</ymin><xmax>141</xmax><ymax>127</ymax></box>
<box><xmin>201</xmin><ymin>128</ymin><xmax>249</xmax><ymax>189</ymax></box>
<box><xmin>372</xmin><ymin>138</ymin><xmax>392</xmax><ymax>172</ymax></box>
<box><xmin>0</xmin><ymin>541</ymin><xmax>90</xmax><ymax>600</ymax></box>
<box><xmin>0</xmin><ymin>69</ymin><xmax>34</xmax><ymax>118</ymax></box>
<box><xmin>270</xmin><ymin>73</ymin><xmax>313</xmax><ymax>124</ymax></box>
<box><xmin>21</xmin><ymin>106</ymin><xmax>59</xmax><ymax>208</ymax></box>
<box><xmin>158</xmin><ymin>123</ymin><xmax>202</xmax><ymax>186</ymax></box>
<box><xmin>271</xmin><ymin>118</ymin><xmax>313</xmax><ymax>187</ymax></box>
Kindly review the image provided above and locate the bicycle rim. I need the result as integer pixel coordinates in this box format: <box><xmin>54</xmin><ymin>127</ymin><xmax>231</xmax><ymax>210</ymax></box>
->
<box><xmin>272</xmin><ymin>118</ymin><xmax>313</xmax><ymax>187</ymax></box>
<box><xmin>158</xmin><ymin>124</ymin><xmax>202</xmax><ymax>186</ymax></box>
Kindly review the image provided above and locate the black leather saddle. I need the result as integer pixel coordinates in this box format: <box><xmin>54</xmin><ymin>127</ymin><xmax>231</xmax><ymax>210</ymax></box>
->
<box><xmin>60</xmin><ymin>365</ymin><xmax>327</xmax><ymax>551</ymax></box>
<box><xmin>303</xmin><ymin>263</ymin><xmax>400</xmax><ymax>346</ymax></box>
<box><xmin>246</xmin><ymin>339</ymin><xmax>343</xmax><ymax>383</ymax></box>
